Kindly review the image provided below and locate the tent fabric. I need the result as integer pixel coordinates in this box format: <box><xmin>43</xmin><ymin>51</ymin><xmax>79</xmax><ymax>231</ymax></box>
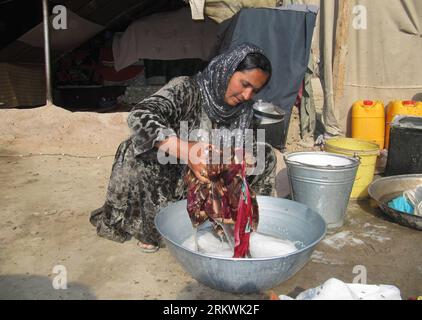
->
<box><xmin>0</xmin><ymin>9</ymin><xmax>102</xmax><ymax>107</ymax></box>
<box><xmin>112</xmin><ymin>8</ymin><xmax>219</xmax><ymax>72</ymax></box>
<box><xmin>187</xmin><ymin>0</ymin><xmax>280</xmax><ymax>22</ymax></box>
<box><xmin>339</xmin><ymin>0</ymin><xmax>422</xmax><ymax>134</ymax></box>
<box><xmin>317</xmin><ymin>0</ymin><xmax>343</xmax><ymax>135</ymax></box>
<box><xmin>203</xmin><ymin>0</ymin><xmax>279</xmax><ymax>23</ymax></box>
<box><xmin>214</xmin><ymin>6</ymin><xmax>318</xmax><ymax>147</ymax></box>
<box><xmin>0</xmin><ymin>63</ymin><xmax>45</xmax><ymax>108</ymax></box>
<box><xmin>283</xmin><ymin>0</ymin><xmax>319</xmax><ymax>139</ymax></box>
<box><xmin>313</xmin><ymin>0</ymin><xmax>422</xmax><ymax>136</ymax></box>
<box><xmin>61</xmin><ymin>0</ymin><xmax>187</xmax><ymax>27</ymax></box>
<box><xmin>188</xmin><ymin>0</ymin><xmax>206</xmax><ymax>20</ymax></box>
<box><xmin>18</xmin><ymin>9</ymin><xmax>104</xmax><ymax>52</ymax></box>
<box><xmin>0</xmin><ymin>9</ymin><xmax>103</xmax><ymax>64</ymax></box>
<box><xmin>345</xmin><ymin>0</ymin><xmax>422</xmax><ymax>89</ymax></box>
<box><xmin>299</xmin><ymin>57</ymin><xmax>317</xmax><ymax>139</ymax></box>
<box><xmin>0</xmin><ymin>41</ymin><xmax>45</xmax><ymax>64</ymax></box>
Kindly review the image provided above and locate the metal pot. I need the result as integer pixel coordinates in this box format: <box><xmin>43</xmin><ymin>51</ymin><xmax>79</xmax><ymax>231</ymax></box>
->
<box><xmin>253</xmin><ymin>99</ymin><xmax>285</xmax><ymax>125</ymax></box>
<box><xmin>368</xmin><ymin>174</ymin><xmax>422</xmax><ymax>231</ymax></box>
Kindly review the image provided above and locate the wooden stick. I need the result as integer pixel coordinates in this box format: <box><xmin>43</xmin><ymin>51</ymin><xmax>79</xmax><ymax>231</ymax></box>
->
<box><xmin>333</xmin><ymin>0</ymin><xmax>352</xmax><ymax>108</ymax></box>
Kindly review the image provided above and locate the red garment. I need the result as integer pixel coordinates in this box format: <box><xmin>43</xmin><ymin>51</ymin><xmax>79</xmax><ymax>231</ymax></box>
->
<box><xmin>294</xmin><ymin>81</ymin><xmax>304</xmax><ymax>107</ymax></box>
<box><xmin>233</xmin><ymin>161</ymin><xmax>254</xmax><ymax>258</ymax></box>
<box><xmin>185</xmin><ymin>149</ymin><xmax>259</xmax><ymax>258</ymax></box>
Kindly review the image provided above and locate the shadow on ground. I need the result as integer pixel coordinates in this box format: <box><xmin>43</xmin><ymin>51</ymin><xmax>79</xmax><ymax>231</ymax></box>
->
<box><xmin>0</xmin><ymin>275</ymin><xmax>96</xmax><ymax>300</ymax></box>
<box><xmin>176</xmin><ymin>281</ymin><xmax>268</xmax><ymax>300</ymax></box>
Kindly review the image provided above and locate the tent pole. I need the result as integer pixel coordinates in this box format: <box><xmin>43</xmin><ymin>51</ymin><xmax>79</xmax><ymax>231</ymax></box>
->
<box><xmin>333</xmin><ymin>0</ymin><xmax>351</xmax><ymax>109</ymax></box>
<box><xmin>42</xmin><ymin>0</ymin><xmax>53</xmax><ymax>107</ymax></box>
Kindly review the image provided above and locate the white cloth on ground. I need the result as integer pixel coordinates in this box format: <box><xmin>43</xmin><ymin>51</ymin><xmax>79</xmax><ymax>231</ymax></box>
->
<box><xmin>279</xmin><ymin>278</ymin><xmax>402</xmax><ymax>300</ymax></box>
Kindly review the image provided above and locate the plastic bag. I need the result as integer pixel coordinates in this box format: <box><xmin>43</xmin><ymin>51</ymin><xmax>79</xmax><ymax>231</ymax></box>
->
<box><xmin>279</xmin><ymin>278</ymin><xmax>402</xmax><ymax>300</ymax></box>
<box><xmin>403</xmin><ymin>184</ymin><xmax>422</xmax><ymax>216</ymax></box>
<box><xmin>388</xmin><ymin>195</ymin><xmax>414</xmax><ymax>214</ymax></box>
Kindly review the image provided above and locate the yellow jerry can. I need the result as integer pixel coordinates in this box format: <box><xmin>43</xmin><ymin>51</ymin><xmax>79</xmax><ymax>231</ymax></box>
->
<box><xmin>351</xmin><ymin>100</ymin><xmax>385</xmax><ymax>149</ymax></box>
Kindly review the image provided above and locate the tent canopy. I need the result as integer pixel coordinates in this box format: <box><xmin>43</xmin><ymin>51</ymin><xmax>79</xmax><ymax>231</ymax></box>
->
<box><xmin>1</xmin><ymin>0</ymin><xmax>421</xmax><ymax>139</ymax></box>
<box><xmin>0</xmin><ymin>0</ymin><xmax>188</xmax><ymax>62</ymax></box>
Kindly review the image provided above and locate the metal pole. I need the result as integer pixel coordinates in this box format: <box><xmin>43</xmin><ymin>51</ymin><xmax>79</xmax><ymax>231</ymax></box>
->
<box><xmin>42</xmin><ymin>0</ymin><xmax>53</xmax><ymax>107</ymax></box>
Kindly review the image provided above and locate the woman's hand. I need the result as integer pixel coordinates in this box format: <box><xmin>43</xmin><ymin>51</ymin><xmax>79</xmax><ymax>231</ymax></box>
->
<box><xmin>234</xmin><ymin>148</ymin><xmax>256</xmax><ymax>167</ymax></box>
<box><xmin>186</xmin><ymin>141</ymin><xmax>216</xmax><ymax>184</ymax></box>
<box><xmin>155</xmin><ymin>137</ymin><xmax>218</xmax><ymax>184</ymax></box>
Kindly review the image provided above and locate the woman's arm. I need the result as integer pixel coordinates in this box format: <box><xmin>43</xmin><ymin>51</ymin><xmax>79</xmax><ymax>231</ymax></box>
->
<box><xmin>155</xmin><ymin>136</ymin><xmax>211</xmax><ymax>184</ymax></box>
<box><xmin>127</xmin><ymin>77</ymin><xmax>197</xmax><ymax>155</ymax></box>
<box><xmin>127</xmin><ymin>77</ymin><xmax>215</xmax><ymax>183</ymax></box>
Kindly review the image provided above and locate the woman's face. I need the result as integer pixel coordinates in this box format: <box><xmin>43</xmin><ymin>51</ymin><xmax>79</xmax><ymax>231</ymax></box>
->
<box><xmin>224</xmin><ymin>69</ymin><xmax>269</xmax><ymax>106</ymax></box>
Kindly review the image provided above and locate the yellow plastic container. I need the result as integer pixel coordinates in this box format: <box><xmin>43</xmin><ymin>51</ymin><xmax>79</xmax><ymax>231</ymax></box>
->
<box><xmin>385</xmin><ymin>100</ymin><xmax>422</xmax><ymax>148</ymax></box>
<box><xmin>351</xmin><ymin>100</ymin><xmax>385</xmax><ymax>148</ymax></box>
<box><xmin>324</xmin><ymin>138</ymin><xmax>380</xmax><ymax>199</ymax></box>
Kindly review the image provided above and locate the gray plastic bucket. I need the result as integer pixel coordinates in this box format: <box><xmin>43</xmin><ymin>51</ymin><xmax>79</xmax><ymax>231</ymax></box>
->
<box><xmin>284</xmin><ymin>152</ymin><xmax>360</xmax><ymax>230</ymax></box>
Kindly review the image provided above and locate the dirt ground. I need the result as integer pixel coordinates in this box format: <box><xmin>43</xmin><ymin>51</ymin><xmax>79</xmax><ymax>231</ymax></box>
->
<box><xmin>1</xmin><ymin>87</ymin><xmax>421</xmax><ymax>299</ymax></box>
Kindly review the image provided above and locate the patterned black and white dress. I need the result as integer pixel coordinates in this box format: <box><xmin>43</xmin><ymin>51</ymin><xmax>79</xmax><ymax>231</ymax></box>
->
<box><xmin>90</xmin><ymin>45</ymin><xmax>277</xmax><ymax>247</ymax></box>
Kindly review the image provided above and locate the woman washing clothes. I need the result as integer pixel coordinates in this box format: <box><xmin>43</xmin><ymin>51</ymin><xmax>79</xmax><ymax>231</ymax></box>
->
<box><xmin>90</xmin><ymin>43</ymin><xmax>277</xmax><ymax>253</ymax></box>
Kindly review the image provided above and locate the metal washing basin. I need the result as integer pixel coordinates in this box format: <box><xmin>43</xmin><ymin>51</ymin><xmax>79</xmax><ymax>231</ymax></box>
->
<box><xmin>368</xmin><ymin>174</ymin><xmax>422</xmax><ymax>231</ymax></box>
<box><xmin>155</xmin><ymin>196</ymin><xmax>326</xmax><ymax>293</ymax></box>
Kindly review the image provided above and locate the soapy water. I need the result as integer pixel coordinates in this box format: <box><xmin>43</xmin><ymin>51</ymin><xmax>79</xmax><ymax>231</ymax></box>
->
<box><xmin>287</xmin><ymin>153</ymin><xmax>354</xmax><ymax>167</ymax></box>
<box><xmin>182</xmin><ymin>226</ymin><xmax>298</xmax><ymax>258</ymax></box>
